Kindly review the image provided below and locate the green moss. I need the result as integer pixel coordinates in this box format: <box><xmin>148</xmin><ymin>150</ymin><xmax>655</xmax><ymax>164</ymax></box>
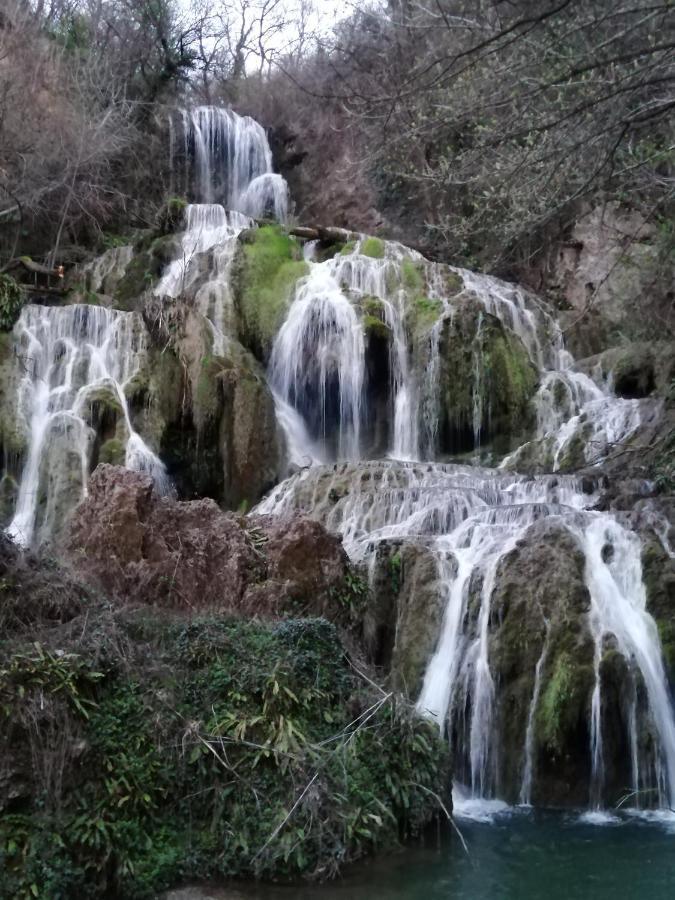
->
<box><xmin>363</xmin><ymin>314</ymin><xmax>391</xmax><ymax>341</ymax></box>
<box><xmin>536</xmin><ymin>651</ymin><xmax>591</xmax><ymax>754</ymax></box>
<box><xmin>360</xmin><ymin>237</ymin><xmax>385</xmax><ymax>259</ymax></box>
<box><xmin>236</xmin><ymin>225</ymin><xmax>308</xmax><ymax>359</ymax></box>
<box><xmin>416</xmin><ymin>296</ymin><xmax>442</xmax><ymax>323</ymax></box>
<box><xmin>340</xmin><ymin>240</ymin><xmax>357</xmax><ymax>255</ymax></box>
<box><xmin>98</xmin><ymin>438</ymin><xmax>126</xmax><ymax>466</ymax></box>
<box><xmin>401</xmin><ymin>259</ymin><xmax>425</xmax><ymax>293</ymax></box>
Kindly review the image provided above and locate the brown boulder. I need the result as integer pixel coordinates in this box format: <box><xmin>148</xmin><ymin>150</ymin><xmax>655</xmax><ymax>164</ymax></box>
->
<box><xmin>65</xmin><ymin>465</ymin><xmax>351</xmax><ymax>618</ymax></box>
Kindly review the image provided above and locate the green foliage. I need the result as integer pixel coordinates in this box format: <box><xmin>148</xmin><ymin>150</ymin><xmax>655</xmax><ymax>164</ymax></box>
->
<box><xmin>0</xmin><ymin>643</ymin><xmax>102</xmax><ymax>720</ymax></box>
<box><xmin>236</xmin><ymin>225</ymin><xmax>308</xmax><ymax>358</ymax></box>
<box><xmin>98</xmin><ymin>438</ymin><xmax>126</xmax><ymax>466</ymax></box>
<box><xmin>389</xmin><ymin>552</ymin><xmax>402</xmax><ymax>594</ymax></box>
<box><xmin>0</xmin><ymin>274</ymin><xmax>25</xmax><ymax>331</ymax></box>
<box><xmin>360</xmin><ymin>237</ymin><xmax>385</xmax><ymax>259</ymax></box>
<box><xmin>329</xmin><ymin>570</ymin><xmax>369</xmax><ymax>617</ymax></box>
<box><xmin>536</xmin><ymin>651</ymin><xmax>590</xmax><ymax>756</ymax></box>
<box><xmin>0</xmin><ymin>616</ymin><xmax>449</xmax><ymax>896</ymax></box>
<box><xmin>156</xmin><ymin>197</ymin><xmax>187</xmax><ymax>236</ymax></box>
<box><xmin>100</xmin><ymin>233</ymin><xmax>130</xmax><ymax>251</ymax></box>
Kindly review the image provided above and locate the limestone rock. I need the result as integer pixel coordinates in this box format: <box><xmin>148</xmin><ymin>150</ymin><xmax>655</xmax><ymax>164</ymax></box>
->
<box><xmin>487</xmin><ymin>520</ymin><xmax>595</xmax><ymax>806</ymax></box>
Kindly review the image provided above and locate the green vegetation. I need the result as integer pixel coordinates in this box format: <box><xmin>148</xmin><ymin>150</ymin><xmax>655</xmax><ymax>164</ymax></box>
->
<box><xmin>236</xmin><ymin>226</ymin><xmax>308</xmax><ymax>359</ymax></box>
<box><xmin>0</xmin><ymin>611</ymin><xmax>450</xmax><ymax>899</ymax></box>
<box><xmin>536</xmin><ymin>651</ymin><xmax>591</xmax><ymax>757</ymax></box>
<box><xmin>98</xmin><ymin>438</ymin><xmax>126</xmax><ymax>466</ymax></box>
<box><xmin>360</xmin><ymin>237</ymin><xmax>385</xmax><ymax>259</ymax></box>
<box><xmin>0</xmin><ymin>275</ymin><xmax>25</xmax><ymax>331</ymax></box>
<box><xmin>156</xmin><ymin>197</ymin><xmax>188</xmax><ymax>236</ymax></box>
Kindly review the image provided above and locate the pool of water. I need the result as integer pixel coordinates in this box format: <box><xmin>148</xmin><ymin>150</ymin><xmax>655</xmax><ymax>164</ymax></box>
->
<box><xmin>172</xmin><ymin>806</ymin><xmax>675</xmax><ymax>900</ymax></box>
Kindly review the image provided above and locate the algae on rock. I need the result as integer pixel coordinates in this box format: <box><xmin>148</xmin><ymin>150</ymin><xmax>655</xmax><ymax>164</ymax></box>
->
<box><xmin>233</xmin><ymin>224</ymin><xmax>308</xmax><ymax>361</ymax></box>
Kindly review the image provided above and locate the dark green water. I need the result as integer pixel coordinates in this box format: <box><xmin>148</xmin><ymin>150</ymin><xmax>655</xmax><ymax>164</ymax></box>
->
<box><xmin>206</xmin><ymin>809</ymin><xmax>675</xmax><ymax>900</ymax></box>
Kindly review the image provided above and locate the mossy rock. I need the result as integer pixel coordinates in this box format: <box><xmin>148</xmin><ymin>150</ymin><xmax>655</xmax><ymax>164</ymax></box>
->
<box><xmin>556</xmin><ymin>421</ymin><xmax>593</xmax><ymax>471</ymax></box>
<box><xmin>97</xmin><ymin>438</ymin><xmax>126</xmax><ymax>466</ymax></box>
<box><xmin>536</xmin><ymin>651</ymin><xmax>594</xmax><ymax>755</ymax></box>
<box><xmin>488</xmin><ymin>520</ymin><xmax>595</xmax><ymax>805</ymax></box>
<box><xmin>412</xmin><ymin>296</ymin><xmax>443</xmax><ymax>336</ymax></box>
<box><xmin>436</xmin><ymin>298</ymin><xmax>538</xmax><ymax>455</ymax></box>
<box><xmin>233</xmin><ymin>225</ymin><xmax>308</xmax><ymax>361</ymax></box>
<box><xmin>113</xmin><ymin>235</ymin><xmax>180</xmax><ymax>312</ymax></box>
<box><xmin>360</xmin><ymin>237</ymin><xmax>385</xmax><ymax>259</ymax></box>
<box><xmin>363</xmin><ymin>314</ymin><xmax>391</xmax><ymax>341</ymax></box>
<box><xmin>156</xmin><ymin>197</ymin><xmax>187</xmax><ymax>236</ymax></box>
<box><xmin>401</xmin><ymin>259</ymin><xmax>425</xmax><ymax>293</ymax></box>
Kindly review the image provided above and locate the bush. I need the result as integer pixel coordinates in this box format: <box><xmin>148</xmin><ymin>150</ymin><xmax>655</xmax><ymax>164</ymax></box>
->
<box><xmin>0</xmin><ymin>612</ymin><xmax>451</xmax><ymax>897</ymax></box>
<box><xmin>0</xmin><ymin>275</ymin><xmax>24</xmax><ymax>331</ymax></box>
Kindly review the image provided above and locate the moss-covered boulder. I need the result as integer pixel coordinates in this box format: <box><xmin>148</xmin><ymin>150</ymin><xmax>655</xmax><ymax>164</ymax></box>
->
<box><xmin>133</xmin><ymin>297</ymin><xmax>282</xmax><ymax>508</ymax></box>
<box><xmin>488</xmin><ymin>521</ymin><xmax>595</xmax><ymax>806</ymax></box>
<box><xmin>233</xmin><ymin>225</ymin><xmax>308</xmax><ymax>361</ymax></box>
<box><xmin>436</xmin><ymin>297</ymin><xmax>539</xmax><ymax>455</ymax></box>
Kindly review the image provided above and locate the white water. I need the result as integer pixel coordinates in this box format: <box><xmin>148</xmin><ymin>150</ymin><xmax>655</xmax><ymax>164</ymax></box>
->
<box><xmin>172</xmin><ymin>106</ymin><xmax>286</xmax><ymax>219</ymax></box>
<box><xmin>579</xmin><ymin>516</ymin><xmax>675</xmax><ymax>809</ymax></box>
<box><xmin>6</xmin><ymin>305</ymin><xmax>170</xmax><ymax>547</ymax></box>
<box><xmin>257</xmin><ymin>238</ymin><xmax>673</xmax><ymax>811</ymax></box>
<box><xmin>269</xmin><ymin>262</ymin><xmax>366</xmax><ymax>461</ymax></box>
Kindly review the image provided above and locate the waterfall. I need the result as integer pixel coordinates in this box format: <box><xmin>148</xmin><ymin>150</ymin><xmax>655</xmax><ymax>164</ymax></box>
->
<box><xmin>269</xmin><ymin>262</ymin><xmax>366</xmax><ymax>461</ymax></box>
<box><xmin>172</xmin><ymin>106</ymin><xmax>287</xmax><ymax>219</ymax></box>
<box><xmin>258</xmin><ymin>456</ymin><xmax>674</xmax><ymax>809</ymax></box>
<box><xmin>6</xmin><ymin>305</ymin><xmax>170</xmax><ymax>547</ymax></box>
<box><xmin>268</xmin><ymin>240</ymin><xmax>421</xmax><ymax>463</ymax></box>
<box><xmin>239</xmin><ymin>173</ymin><xmax>289</xmax><ymax>222</ymax></box>
<box><xmin>579</xmin><ymin>516</ymin><xmax>675</xmax><ymax>809</ymax></box>
<box><xmin>155</xmin><ymin>205</ymin><xmax>251</xmax><ymax>300</ymax></box>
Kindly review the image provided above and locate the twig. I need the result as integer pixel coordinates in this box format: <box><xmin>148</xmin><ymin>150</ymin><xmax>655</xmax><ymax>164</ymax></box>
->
<box><xmin>410</xmin><ymin>782</ymin><xmax>470</xmax><ymax>856</ymax></box>
<box><xmin>252</xmin><ymin>771</ymin><xmax>319</xmax><ymax>862</ymax></box>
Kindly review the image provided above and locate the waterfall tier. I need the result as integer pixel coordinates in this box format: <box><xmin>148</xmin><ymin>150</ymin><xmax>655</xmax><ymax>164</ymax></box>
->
<box><xmin>169</xmin><ymin>106</ymin><xmax>289</xmax><ymax>220</ymax></box>
<box><xmin>6</xmin><ymin>305</ymin><xmax>170</xmax><ymax>547</ymax></box>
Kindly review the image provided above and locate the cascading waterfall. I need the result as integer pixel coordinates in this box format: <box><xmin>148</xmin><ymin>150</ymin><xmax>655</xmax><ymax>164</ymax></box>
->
<box><xmin>268</xmin><ymin>240</ymin><xmax>421</xmax><ymax>463</ymax></box>
<box><xmin>579</xmin><ymin>517</ymin><xmax>675</xmax><ymax>810</ymax></box>
<box><xmin>6</xmin><ymin>305</ymin><xmax>170</xmax><ymax>547</ymax></box>
<box><xmin>8</xmin><ymin>93</ymin><xmax>669</xmax><ymax>814</ymax></box>
<box><xmin>257</xmin><ymin>241</ymin><xmax>674</xmax><ymax>813</ymax></box>
<box><xmin>269</xmin><ymin>263</ymin><xmax>366</xmax><ymax>461</ymax></box>
<box><xmin>171</xmin><ymin>106</ymin><xmax>287</xmax><ymax>219</ymax></box>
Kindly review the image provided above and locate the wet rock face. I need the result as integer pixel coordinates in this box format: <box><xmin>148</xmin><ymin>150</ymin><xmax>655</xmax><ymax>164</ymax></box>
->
<box><xmin>436</xmin><ymin>298</ymin><xmax>538</xmax><ymax>455</ymax></box>
<box><xmin>65</xmin><ymin>465</ymin><xmax>352</xmax><ymax>618</ymax></box>
<box><xmin>133</xmin><ymin>297</ymin><xmax>282</xmax><ymax>509</ymax></box>
<box><xmin>485</xmin><ymin>521</ymin><xmax>595</xmax><ymax>806</ymax></box>
<box><xmin>367</xmin><ymin>539</ymin><xmax>449</xmax><ymax>694</ymax></box>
